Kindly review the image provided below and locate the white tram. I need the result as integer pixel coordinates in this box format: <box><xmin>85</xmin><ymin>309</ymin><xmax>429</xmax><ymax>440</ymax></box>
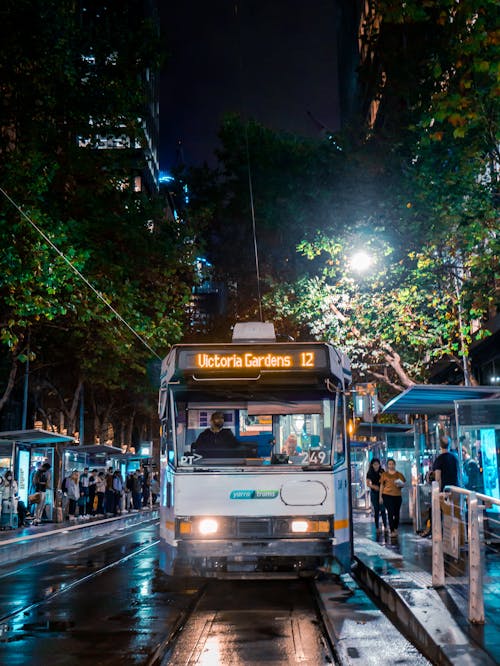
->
<box><xmin>158</xmin><ymin>323</ymin><xmax>352</xmax><ymax>577</ymax></box>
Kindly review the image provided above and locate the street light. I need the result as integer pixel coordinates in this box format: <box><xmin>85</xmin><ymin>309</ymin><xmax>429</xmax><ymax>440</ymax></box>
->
<box><xmin>350</xmin><ymin>250</ymin><xmax>374</xmax><ymax>273</ymax></box>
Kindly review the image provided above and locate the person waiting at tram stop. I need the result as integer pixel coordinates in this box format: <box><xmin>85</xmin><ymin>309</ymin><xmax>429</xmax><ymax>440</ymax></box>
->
<box><xmin>79</xmin><ymin>467</ymin><xmax>90</xmax><ymax>517</ymax></box>
<box><xmin>194</xmin><ymin>411</ymin><xmax>238</xmax><ymax>453</ymax></box>
<box><xmin>366</xmin><ymin>458</ymin><xmax>387</xmax><ymax>534</ymax></box>
<box><xmin>420</xmin><ymin>436</ymin><xmax>460</xmax><ymax>538</ymax></box>
<box><xmin>1</xmin><ymin>470</ymin><xmax>27</xmax><ymax>527</ymax></box>
<box><xmin>66</xmin><ymin>470</ymin><xmax>80</xmax><ymax>522</ymax></box>
<box><xmin>32</xmin><ymin>462</ymin><xmax>51</xmax><ymax>526</ymax></box>
<box><xmin>462</xmin><ymin>446</ymin><xmax>484</xmax><ymax>493</ymax></box>
<box><xmin>379</xmin><ymin>458</ymin><xmax>406</xmax><ymax>538</ymax></box>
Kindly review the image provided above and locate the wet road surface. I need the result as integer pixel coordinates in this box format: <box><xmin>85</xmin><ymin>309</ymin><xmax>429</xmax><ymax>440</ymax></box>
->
<box><xmin>0</xmin><ymin>521</ymin><xmax>203</xmax><ymax>665</ymax></box>
<box><xmin>163</xmin><ymin>580</ymin><xmax>335</xmax><ymax>665</ymax></box>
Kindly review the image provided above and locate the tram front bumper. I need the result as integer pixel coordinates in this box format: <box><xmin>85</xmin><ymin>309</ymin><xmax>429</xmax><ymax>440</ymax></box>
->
<box><xmin>177</xmin><ymin>537</ymin><xmax>333</xmax><ymax>559</ymax></box>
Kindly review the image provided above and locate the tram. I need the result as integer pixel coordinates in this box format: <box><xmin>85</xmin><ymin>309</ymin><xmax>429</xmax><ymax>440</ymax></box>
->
<box><xmin>158</xmin><ymin>322</ymin><xmax>352</xmax><ymax>577</ymax></box>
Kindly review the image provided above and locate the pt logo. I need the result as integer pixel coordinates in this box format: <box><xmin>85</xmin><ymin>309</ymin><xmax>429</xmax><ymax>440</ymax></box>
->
<box><xmin>230</xmin><ymin>489</ymin><xmax>279</xmax><ymax>500</ymax></box>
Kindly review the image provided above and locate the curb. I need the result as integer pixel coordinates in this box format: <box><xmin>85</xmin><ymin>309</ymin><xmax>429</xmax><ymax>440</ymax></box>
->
<box><xmin>353</xmin><ymin>555</ymin><xmax>496</xmax><ymax>666</ymax></box>
<box><xmin>0</xmin><ymin>510</ymin><xmax>159</xmax><ymax>566</ymax></box>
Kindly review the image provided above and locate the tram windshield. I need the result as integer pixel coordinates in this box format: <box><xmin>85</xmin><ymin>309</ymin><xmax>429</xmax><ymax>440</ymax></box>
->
<box><xmin>170</xmin><ymin>397</ymin><xmax>344</xmax><ymax>468</ymax></box>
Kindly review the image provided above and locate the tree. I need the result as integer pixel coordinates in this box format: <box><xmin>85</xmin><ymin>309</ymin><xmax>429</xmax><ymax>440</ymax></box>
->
<box><xmin>260</xmin><ymin>0</ymin><xmax>499</xmax><ymax>393</ymax></box>
<box><xmin>0</xmin><ymin>1</ymin><xmax>197</xmax><ymax>439</ymax></box>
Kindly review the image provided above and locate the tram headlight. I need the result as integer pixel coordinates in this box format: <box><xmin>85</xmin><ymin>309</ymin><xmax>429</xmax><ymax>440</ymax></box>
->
<box><xmin>198</xmin><ymin>518</ymin><xmax>219</xmax><ymax>536</ymax></box>
<box><xmin>291</xmin><ymin>520</ymin><xmax>309</xmax><ymax>533</ymax></box>
<box><xmin>290</xmin><ymin>519</ymin><xmax>331</xmax><ymax>534</ymax></box>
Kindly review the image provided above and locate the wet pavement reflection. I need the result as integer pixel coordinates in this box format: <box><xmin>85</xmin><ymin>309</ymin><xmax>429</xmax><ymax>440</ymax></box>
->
<box><xmin>0</xmin><ymin>523</ymin><xmax>204</xmax><ymax>665</ymax></box>
<box><xmin>354</xmin><ymin>511</ymin><xmax>500</xmax><ymax>661</ymax></box>
<box><xmin>164</xmin><ymin>580</ymin><xmax>334</xmax><ymax>665</ymax></box>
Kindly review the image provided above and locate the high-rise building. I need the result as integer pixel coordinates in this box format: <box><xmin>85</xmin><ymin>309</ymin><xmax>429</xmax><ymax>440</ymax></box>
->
<box><xmin>77</xmin><ymin>0</ymin><xmax>160</xmax><ymax>194</ymax></box>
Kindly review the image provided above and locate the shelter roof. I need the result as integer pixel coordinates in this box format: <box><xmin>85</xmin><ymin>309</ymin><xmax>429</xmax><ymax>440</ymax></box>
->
<box><xmin>382</xmin><ymin>385</ymin><xmax>500</xmax><ymax>415</ymax></box>
<box><xmin>0</xmin><ymin>429</ymin><xmax>74</xmax><ymax>445</ymax></box>
<box><xmin>66</xmin><ymin>444</ymin><xmax>123</xmax><ymax>455</ymax></box>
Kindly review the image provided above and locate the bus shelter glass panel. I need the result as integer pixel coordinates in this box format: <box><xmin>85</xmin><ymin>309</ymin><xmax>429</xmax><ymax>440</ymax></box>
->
<box><xmin>350</xmin><ymin>445</ymin><xmax>371</xmax><ymax>511</ymax></box>
<box><xmin>456</xmin><ymin>400</ymin><xmax>500</xmax><ymax>510</ymax></box>
<box><xmin>30</xmin><ymin>447</ymin><xmax>55</xmax><ymax>520</ymax></box>
<box><xmin>386</xmin><ymin>432</ymin><xmax>416</xmax><ymax>523</ymax></box>
<box><xmin>63</xmin><ymin>450</ymin><xmax>88</xmax><ymax>478</ymax></box>
<box><xmin>0</xmin><ymin>442</ymin><xmax>14</xmax><ymax>477</ymax></box>
<box><xmin>174</xmin><ymin>398</ymin><xmax>341</xmax><ymax>468</ymax></box>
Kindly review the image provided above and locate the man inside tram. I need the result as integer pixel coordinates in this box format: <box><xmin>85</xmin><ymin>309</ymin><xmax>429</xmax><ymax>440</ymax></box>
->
<box><xmin>193</xmin><ymin>411</ymin><xmax>239</xmax><ymax>457</ymax></box>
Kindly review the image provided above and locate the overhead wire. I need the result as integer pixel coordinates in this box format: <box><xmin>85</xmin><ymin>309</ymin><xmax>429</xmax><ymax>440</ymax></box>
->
<box><xmin>235</xmin><ymin>1</ymin><xmax>263</xmax><ymax>322</ymax></box>
<box><xmin>0</xmin><ymin>186</ymin><xmax>162</xmax><ymax>360</ymax></box>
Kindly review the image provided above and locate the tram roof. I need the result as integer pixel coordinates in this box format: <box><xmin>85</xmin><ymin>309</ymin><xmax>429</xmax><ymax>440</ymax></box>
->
<box><xmin>160</xmin><ymin>341</ymin><xmax>351</xmax><ymax>388</ymax></box>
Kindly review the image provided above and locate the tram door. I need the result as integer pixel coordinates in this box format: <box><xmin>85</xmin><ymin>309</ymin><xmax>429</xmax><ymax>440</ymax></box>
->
<box><xmin>333</xmin><ymin>394</ymin><xmax>352</xmax><ymax>569</ymax></box>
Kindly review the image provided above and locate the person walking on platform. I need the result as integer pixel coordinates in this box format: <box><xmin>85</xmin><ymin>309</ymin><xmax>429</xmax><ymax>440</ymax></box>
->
<box><xmin>33</xmin><ymin>462</ymin><xmax>51</xmax><ymax>525</ymax></box>
<box><xmin>366</xmin><ymin>458</ymin><xmax>387</xmax><ymax>534</ymax></box>
<box><xmin>379</xmin><ymin>459</ymin><xmax>406</xmax><ymax>537</ymax></box>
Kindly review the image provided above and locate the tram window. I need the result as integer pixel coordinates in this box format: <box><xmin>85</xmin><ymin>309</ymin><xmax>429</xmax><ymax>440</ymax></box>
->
<box><xmin>175</xmin><ymin>401</ymin><xmax>337</xmax><ymax>467</ymax></box>
<box><xmin>332</xmin><ymin>395</ymin><xmax>346</xmax><ymax>467</ymax></box>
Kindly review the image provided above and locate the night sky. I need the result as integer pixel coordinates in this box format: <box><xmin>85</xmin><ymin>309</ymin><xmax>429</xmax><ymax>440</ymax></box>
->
<box><xmin>160</xmin><ymin>0</ymin><xmax>340</xmax><ymax>168</ymax></box>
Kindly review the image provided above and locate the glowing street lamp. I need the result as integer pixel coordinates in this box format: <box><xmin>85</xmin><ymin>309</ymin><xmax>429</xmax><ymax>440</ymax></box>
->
<box><xmin>350</xmin><ymin>250</ymin><xmax>374</xmax><ymax>273</ymax></box>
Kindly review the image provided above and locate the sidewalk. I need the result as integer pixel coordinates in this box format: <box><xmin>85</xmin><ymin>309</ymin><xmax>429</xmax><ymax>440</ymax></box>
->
<box><xmin>353</xmin><ymin>513</ymin><xmax>499</xmax><ymax>665</ymax></box>
<box><xmin>0</xmin><ymin>508</ymin><xmax>159</xmax><ymax>566</ymax></box>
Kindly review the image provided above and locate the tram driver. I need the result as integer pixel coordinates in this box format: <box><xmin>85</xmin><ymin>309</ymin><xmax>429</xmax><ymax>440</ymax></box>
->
<box><xmin>193</xmin><ymin>411</ymin><xmax>239</xmax><ymax>457</ymax></box>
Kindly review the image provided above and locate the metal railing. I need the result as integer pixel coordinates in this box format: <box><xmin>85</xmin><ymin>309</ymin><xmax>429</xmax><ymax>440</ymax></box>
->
<box><xmin>431</xmin><ymin>481</ymin><xmax>500</xmax><ymax>624</ymax></box>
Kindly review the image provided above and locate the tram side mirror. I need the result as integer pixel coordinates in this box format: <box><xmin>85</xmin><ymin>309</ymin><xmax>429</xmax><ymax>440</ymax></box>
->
<box><xmin>271</xmin><ymin>453</ymin><xmax>289</xmax><ymax>465</ymax></box>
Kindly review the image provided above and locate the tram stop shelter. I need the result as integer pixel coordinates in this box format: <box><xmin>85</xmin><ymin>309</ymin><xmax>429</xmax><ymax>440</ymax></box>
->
<box><xmin>350</xmin><ymin>423</ymin><xmax>413</xmax><ymax>519</ymax></box>
<box><xmin>382</xmin><ymin>385</ymin><xmax>500</xmax><ymax>532</ymax></box>
<box><xmin>0</xmin><ymin>429</ymin><xmax>75</xmax><ymax>520</ymax></box>
<box><xmin>62</xmin><ymin>444</ymin><xmax>125</xmax><ymax>480</ymax></box>
<box><xmin>119</xmin><ymin>452</ymin><xmax>153</xmax><ymax>477</ymax></box>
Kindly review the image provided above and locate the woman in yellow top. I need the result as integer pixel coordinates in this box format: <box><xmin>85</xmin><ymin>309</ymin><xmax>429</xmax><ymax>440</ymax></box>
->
<box><xmin>379</xmin><ymin>458</ymin><xmax>406</xmax><ymax>537</ymax></box>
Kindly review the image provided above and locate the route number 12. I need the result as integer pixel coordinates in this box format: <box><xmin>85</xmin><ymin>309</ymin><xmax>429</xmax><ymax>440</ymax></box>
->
<box><xmin>300</xmin><ymin>352</ymin><xmax>315</xmax><ymax>367</ymax></box>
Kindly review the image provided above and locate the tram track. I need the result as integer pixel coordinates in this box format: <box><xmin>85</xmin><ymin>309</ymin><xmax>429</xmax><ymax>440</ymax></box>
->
<box><xmin>0</xmin><ymin>538</ymin><xmax>159</xmax><ymax>625</ymax></box>
<box><xmin>146</xmin><ymin>578</ymin><xmax>338</xmax><ymax>666</ymax></box>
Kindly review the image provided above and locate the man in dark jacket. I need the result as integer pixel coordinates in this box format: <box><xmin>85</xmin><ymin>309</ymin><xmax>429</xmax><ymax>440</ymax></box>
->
<box><xmin>420</xmin><ymin>437</ymin><xmax>459</xmax><ymax>538</ymax></box>
<box><xmin>194</xmin><ymin>412</ymin><xmax>238</xmax><ymax>455</ymax></box>
<box><xmin>433</xmin><ymin>437</ymin><xmax>459</xmax><ymax>491</ymax></box>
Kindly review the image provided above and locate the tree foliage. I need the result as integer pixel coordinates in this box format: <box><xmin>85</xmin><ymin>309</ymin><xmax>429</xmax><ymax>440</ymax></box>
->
<box><xmin>262</xmin><ymin>0</ymin><xmax>499</xmax><ymax>392</ymax></box>
<box><xmin>0</xmin><ymin>1</ymin><xmax>196</xmax><ymax>440</ymax></box>
<box><xmin>185</xmin><ymin>1</ymin><xmax>499</xmax><ymax>393</ymax></box>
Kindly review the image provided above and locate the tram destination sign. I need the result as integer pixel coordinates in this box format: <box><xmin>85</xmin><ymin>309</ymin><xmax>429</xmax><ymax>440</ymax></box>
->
<box><xmin>177</xmin><ymin>346</ymin><xmax>328</xmax><ymax>374</ymax></box>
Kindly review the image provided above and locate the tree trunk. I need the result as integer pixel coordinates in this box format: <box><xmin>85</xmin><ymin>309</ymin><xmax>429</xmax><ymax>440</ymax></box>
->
<box><xmin>0</xmin><ymin>352</ymin><xmax>18</xmax><ymax>413</ymax></box>
<box><xmin>66</xmin><ymin>380</ymin><xmax>83</xmax><ymax>436</ymax></box>
<box><xmin>327</xmin><ymin>301</ymin><xmax>416</xmax><ymax>389</ymax></box>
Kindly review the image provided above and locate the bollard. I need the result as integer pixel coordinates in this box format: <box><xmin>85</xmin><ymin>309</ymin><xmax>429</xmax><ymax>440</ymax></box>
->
<box><xmin>468</xmin><ymin>493</ymin><xmax>485</xmax><ymax>624</ymax></box>
<box><xmin>431</xmin><ymin>480</ymin><xmax>445</xmax><ymax>588</ymax></box>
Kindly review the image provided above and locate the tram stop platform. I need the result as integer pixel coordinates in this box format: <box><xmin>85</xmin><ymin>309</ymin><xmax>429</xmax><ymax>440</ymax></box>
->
<box><xmin>350</xmin><ymin>513</ymin><xmax>499</xmax><ymax>665</ymax></box>
<box><xmin>0</xmin><ymin>508</ymin><xmax>159</xmax><ymax>567</ymax></box>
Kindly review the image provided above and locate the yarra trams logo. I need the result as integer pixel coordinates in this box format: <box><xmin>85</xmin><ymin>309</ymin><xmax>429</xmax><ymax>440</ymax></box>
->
<box><xmin>230</xmin><ymin>489</ymin><xmax>279</xmax><ymax>500</ymax></box>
